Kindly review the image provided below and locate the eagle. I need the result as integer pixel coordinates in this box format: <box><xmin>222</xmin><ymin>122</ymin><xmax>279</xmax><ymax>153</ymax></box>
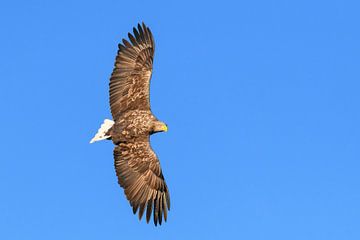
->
<box><xmin>90</xmin><ymin>23</ymin><xmax>170</xmax><ymax>226</ymax></box>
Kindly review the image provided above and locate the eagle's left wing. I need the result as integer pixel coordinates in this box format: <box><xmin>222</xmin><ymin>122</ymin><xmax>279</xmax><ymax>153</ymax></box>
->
<box><xmin>113</xmin><ymin>141</ymin><xmax>170</xmax><ymax>226</ymax></box>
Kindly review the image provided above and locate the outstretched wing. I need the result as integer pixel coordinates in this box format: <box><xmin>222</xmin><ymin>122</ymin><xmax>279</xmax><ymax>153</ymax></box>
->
<box><xmin>109</xmin><ymin>23</ymin><xmax>155</xmax><ymax>120</ymax></box>
<box><xmin>114</xmin><ymin>141</ymin><xmax>170</xmax><ymax>226</ymax></box>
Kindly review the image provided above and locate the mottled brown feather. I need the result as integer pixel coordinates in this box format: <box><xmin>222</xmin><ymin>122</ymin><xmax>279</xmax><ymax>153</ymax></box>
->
<box><xmin>109</xmin><ymin>23</ymin><xmax>155</xmax><ymax>120</ymax></box>
<box><xmin>114</xmin><ymin>141</ymin><xmax>170</xmax><ymax>226</ymax></box>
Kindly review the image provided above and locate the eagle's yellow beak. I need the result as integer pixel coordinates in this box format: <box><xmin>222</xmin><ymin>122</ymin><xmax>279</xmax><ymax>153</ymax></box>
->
<box><xmin>162</xmin><ymin>124</ymin><xmax>168</xmax><ymax>132</ymax></box>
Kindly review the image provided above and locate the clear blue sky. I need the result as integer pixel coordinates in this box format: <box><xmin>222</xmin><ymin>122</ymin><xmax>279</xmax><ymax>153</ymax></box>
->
<box><xmin>1</xmin><ymin>0</ymin><xmax>359</xmax><ymax>239</ymax></box>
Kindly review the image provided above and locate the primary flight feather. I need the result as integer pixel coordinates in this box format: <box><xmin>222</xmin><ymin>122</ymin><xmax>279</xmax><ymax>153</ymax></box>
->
<box><xmin>90</xmin><ymin>22</ymin><xmax>170</xmax><ymax>226</ymax></box>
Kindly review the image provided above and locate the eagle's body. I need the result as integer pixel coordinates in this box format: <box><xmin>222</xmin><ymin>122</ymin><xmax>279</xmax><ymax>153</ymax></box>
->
<box><xmin>110</xmin><ymin>110</ymin><xmax>156</xmax><ymax>144</ymax></box>
<box><xmin>91</xmin><ymin>23</ymin><xmax>170</xmax><ymax>226</ymax></box>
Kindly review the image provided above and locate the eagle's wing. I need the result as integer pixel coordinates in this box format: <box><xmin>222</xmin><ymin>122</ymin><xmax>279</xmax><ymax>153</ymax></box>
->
<box><xmin>114</xmin><ymin>141</ymin><xmax>170</xmax><ymax>226</ymax></box>
<box><xmin>109</xmin><ymin>23</ymin><xmax>155</xmax><ymax>120</ymax></box>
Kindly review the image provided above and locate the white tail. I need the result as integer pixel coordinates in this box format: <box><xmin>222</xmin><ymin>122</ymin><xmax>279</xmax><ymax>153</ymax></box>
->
<box><xmin>90</xmin><ymin>119</ymin><xmax>115</xmax><ymax>143</ymax></box>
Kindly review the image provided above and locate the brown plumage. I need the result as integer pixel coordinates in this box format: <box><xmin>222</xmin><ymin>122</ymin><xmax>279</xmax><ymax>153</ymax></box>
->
<box><xmin>90</xmin><ymin>23</ymin><xmax>170</xmax><ymax>226</ymax></box>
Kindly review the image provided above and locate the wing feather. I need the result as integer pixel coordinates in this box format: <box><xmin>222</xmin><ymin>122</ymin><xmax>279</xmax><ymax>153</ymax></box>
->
<box><xmin>114</xmin><ymin>141</ymin><xmax>170</xmax><ymax>226</ymax></box>
<box><xmin>146</xmin><ymin>198</ymin><xmax>153</xmax><ymax>223</ymax></box>
<box><xmin>109</xmin><ymin>23</ymin><xmax>155</xmax><ymax>120</ymax></box>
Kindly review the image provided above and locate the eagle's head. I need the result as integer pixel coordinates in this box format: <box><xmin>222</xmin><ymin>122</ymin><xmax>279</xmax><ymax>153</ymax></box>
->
<box><xmin>152</xmin><ymin>121</ymin><xmax>168</xmax><ymax>134</ymax></box>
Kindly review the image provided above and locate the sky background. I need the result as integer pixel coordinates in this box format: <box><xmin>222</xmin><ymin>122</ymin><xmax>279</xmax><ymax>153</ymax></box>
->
<box><xmin>1</xmin><ymin>0</ymin><xmax>359</xmax><ymax>239</ymax></box>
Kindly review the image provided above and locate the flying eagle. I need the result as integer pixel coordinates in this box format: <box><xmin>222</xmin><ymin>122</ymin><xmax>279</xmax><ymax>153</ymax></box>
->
<box><xmin>90</xmin><ymin>23</ymin><xmax>170</xmax><ymax>226</ymax></box>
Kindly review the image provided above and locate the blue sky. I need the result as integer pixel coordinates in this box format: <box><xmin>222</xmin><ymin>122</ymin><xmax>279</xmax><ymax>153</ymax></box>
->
<box><xmin>1</xmin><ymin>0</ymin><xmax>359</xmax><ymax>239</ymax></box>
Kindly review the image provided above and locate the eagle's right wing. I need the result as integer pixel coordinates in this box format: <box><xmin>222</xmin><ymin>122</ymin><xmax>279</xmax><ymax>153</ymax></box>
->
<box><xmin>109</xmin><ymin>23</ymin><xmax>155</xmax><ymax>120</ymax></box>
<box><xmin>113</xmin><ymin>141</ymin><xmax>170</xmax><ymax>226</ymax></box>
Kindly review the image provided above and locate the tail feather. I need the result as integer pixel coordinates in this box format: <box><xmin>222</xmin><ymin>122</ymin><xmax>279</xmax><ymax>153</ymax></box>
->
<box><xmin>90</xmin><ymin>119</ymin><xmax>114</xmax><ymax>143</ymax></box>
